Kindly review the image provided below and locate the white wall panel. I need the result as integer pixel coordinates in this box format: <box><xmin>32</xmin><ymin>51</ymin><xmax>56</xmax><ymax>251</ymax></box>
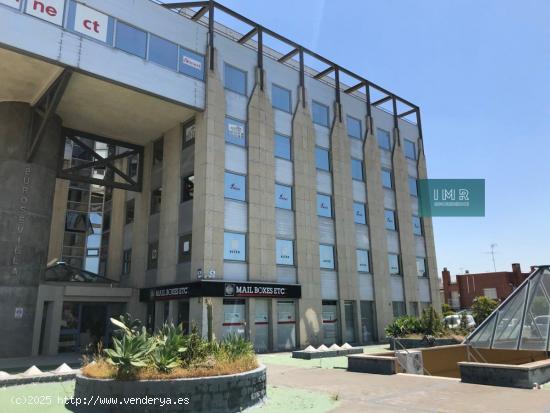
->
<box><xmin>415</xmin><ymin>236</ymin><xmax>426</xmax><ymax>257</ymax></box>
<box><xmin>225</xmin><ymin>91</ymin><xmax>248</xmax><ymax>120</ymax></box>
<box><xmin>380</xmin><ymin>150</ymin><xmax>392</xmax><ymax>169</ymax></box>
<box><xmin>355</xmin><ymin>224</ymin><xmax>370</xmax><ymax>249</ymax></box>
<box><xmin>224</xmin><ymin>200</ymin><xmax>247</xmax><ymax>232</ymax></box>
<box><xmin>349</xmin><ymin>138</ymin><xmax>364</xmax><ymax>160</ymax></box>
<box><xmin>275</xmin><ymin>158</ymin><xmax>293</xmax><ymax>186</ymax></box>
<box><xmin>358</xmin><ymin>273</ymin><xmax>374</xmax><ymax>301</ymax></box>
<box><xmin>407</xmin><ymin>159</ymin><xmax>418</xmax><ymax>178</ymax></box>
<box><xmin>352</xmin><ymin>180</ymin><xmax>367</xmax><ymax>202</ymax></box>
<box><xmin>318</xmin><ymin>217</ymin><xmax>335</xmax><ymax>245</ymax></box>
<box><xmin>314</xmin><ymin>124</ymin><xmax>330</xmax><ymax>148</ymax></box>
<box><xmin>223</xmin><ymin>262</ymin><xmax>248</xmax><ymax>281</ymax></box>
<box><xmin>386</xmin><ymin>231</ymin><xmax>400</xmax><ymax>254</ymax></box>
<box><xmin>321</xmin><ymin>270</ymin><xmax>338</xmax><ymax>300</ymax></box>
<box><xmin>391</xmin><ymin>276</ymin><xmax>405</xmax><ymax>301</ymax></box>
<box><xmin>225</xmin><ymin>144</ymin><xmax>247</xmax><ymax>174</ymax></box>
<box><xmin>316</xmin><ymin>171</ymin><xmax>332</xmax><ymax>195</ymax></box>
<box><xmin>417</xmin><ymin>277</ymin><xmax>431</xmax><ymax>302</ymax></box>
<box><xmin>273</xmin><ymin>110</ymin><xmax>292</xmax><ymax>136</ymax></box>
<box><xmin>277</xmin><ymin>266</ymin><xmax>297</xmax><ymax>284</ymax></box>
<box><xmin>383</xmin><ymin>189</ymin><xmax>396</xmax><ymax>210</ymax></box>
<box><xmin>275</xmin><ymin>209</ymin><xmax>295</xmax><ymax>239</ymax></box>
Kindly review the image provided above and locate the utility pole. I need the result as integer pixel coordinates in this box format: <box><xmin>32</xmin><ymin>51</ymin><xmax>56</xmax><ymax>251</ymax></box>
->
<box><xmin>485</xmin><ymin>243</ymin><xmax>497</xmax><ymax>272</ymax></box>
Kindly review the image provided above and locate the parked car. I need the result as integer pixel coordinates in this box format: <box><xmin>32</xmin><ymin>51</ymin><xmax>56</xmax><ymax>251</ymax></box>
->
<box><xmin>443</xmin><ymin>314</ymin><xmax>476</xmax><ymax>329</ymax></box>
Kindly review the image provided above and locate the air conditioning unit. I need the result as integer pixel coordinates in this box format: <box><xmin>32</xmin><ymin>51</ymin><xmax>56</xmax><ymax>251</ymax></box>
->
<box><xmin>396</xmin><ymin>350</ymin><xmax>424</xmax><ymax>375</ymax></box>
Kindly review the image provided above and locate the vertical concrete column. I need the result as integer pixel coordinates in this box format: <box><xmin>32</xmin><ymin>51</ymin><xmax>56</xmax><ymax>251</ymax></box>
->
<box><xmin>392</xmin><ymin>128</ymin><xmax>419</xmax><ymax>307</ymax></box>
<box><xmin>292</xmin><ymin>87</ymin><xmax>323</xmax><ymax>347</ymax></box>
<box><xmin>157</xmin><ymin>124</ymin><xmax>183</xmax><ymax>286</ymax></box>
<box><xmin>330</xmin><ymin>104</ymin><xmax>359</xmax><ymax>344</ymax></box>
<box><xmin>364</xmin><ymin>116</ymin><xmax>393</xmax><ymax>340</ymax></box>
<box><xmin>270</xmin><ymin>299</ymin><xmax>278</xmax><ymax>350</ymax></box>
<box><xmin>0</xmin><ymin>102</ymin><xmax>62</xmax><ymax>357</ymax></box>
<box><xmin>247</xmin><ymin>298</ymin><xmax>256</xmax><ymax>342</ymax></box>
<box><xmin>191</xmin><ymin>48</ymin><xmax>225</xmax><ymax>285</ymax></box>
<box><xmin>247</xmin><ymin>69</ymin><xmax>276</xmax><ymax>282</ymax></box>
<box><xmin>106</xmin><ymin>159</ymin><xmax>127</xmax><ymax>281</ymax></box>
<box><xmin>126</xmin><ymin>143</ymin><xmax>152</xmax><ymax>320</ymax></box>
<box><xmin>417</xmin><ymin>139</ymin><xmax>441</xmax><ymax>311</ymax></box>
<box><xmin>47</xmin><ymin>179</ymin><xmax>69</xmax><ymax>263</ymax></box>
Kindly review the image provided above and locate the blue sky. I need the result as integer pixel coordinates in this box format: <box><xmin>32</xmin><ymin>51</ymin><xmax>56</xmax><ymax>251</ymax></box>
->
<box><xmin>216</xmin><ymin>0</ymin><xmax>550</xmax><ymax>277</ymax></box>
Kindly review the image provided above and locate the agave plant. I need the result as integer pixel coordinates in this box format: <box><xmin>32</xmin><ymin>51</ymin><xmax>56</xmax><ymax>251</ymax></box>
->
<box><xmin>221</xmin><ymin>333</ymin><xmax>254</xmax><ymax>361</ymax></box>
<box><xmin>104</xmin><ymin>318</ymin><xmax>155</xmax><ymax>378</ymax></box>
<box><xmin>150</xmin><ymin>322</ymin><xmax>188</xmax><ymax>372</ymax></box>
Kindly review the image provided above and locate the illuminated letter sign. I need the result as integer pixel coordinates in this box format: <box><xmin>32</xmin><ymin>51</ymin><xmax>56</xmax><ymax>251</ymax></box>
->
<box><xmin>74</xmin><ymin>3</ymin><xmax>109</xmax><ymax>42</ymax></box>
<box><xmin>0</xmin><ymin>0</ymin><xmax>22</xmax><ymax>10</ymax></box>
<box><xmin>25</xmin><ymin>0</ymin><xmax>65</xmax><ymax>26</ymax></box>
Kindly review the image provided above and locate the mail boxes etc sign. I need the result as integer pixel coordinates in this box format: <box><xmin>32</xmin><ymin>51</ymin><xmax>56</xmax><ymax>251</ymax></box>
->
<box><xmin>1</xmin><ymin>0</ymin><xmax>113</xmax><ymax>43</ymax></box>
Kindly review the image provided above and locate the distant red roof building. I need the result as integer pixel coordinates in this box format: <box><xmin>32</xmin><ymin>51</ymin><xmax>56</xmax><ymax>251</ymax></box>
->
<box><xmin>441</xmin><ymin>263</ymin><xmax>531</xmax><ymax>310</ymax></box>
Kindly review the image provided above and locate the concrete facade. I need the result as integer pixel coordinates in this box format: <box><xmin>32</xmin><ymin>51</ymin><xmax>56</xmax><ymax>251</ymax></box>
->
<box><xmin>0</xmin><ymin>0</ymin><xmax>439</xmax><ymax>356</ymax></box>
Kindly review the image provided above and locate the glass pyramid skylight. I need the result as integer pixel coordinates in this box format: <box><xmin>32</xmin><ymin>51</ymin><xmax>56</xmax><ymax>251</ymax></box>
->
<box><xmin>466</xmin><ymin>266</ymin><xmax>550</xmax><ymax>351</ymax></box>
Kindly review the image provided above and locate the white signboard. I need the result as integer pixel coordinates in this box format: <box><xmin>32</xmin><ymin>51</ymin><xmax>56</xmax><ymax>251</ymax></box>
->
<box><xmin>74</xmin><ymin>3</ymin><xmax>109</xmax><ymax>42</ymax></box>
<box><xmin>182</xmin><ymin>55</ymin><xmax>202</xmax><ymax>71</ymax></box>
<box><xmin>25</xmin><ymin>0</ymin><xmax>65</xmax><ymax>26</ymax></box>
<box><xmin>14</xmin><ymin>307</ymin><xmax>24</xmax><ymax>319</ymax></box>
<box><xmin>0</xmin><ymin>0</ymin><xmax>22</xmax><ymax>10</ymax></box>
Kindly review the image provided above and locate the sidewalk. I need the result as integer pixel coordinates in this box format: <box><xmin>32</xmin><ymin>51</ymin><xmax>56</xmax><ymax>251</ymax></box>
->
<box><xmin>0</xmin><ymin>353</ymin><xmax>82</xmax><ymax>374</ymax></box>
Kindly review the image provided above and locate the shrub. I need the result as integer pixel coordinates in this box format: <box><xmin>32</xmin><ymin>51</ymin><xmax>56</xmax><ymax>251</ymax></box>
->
<box><xmin>104</xmin><ymin>320</ymin><xmax>156</xmax><ymax>379</ymax></box>
<box><xmin>420</xmin><ymin>306</ymin><xmax>443</xmax><ymax>336</ymax></box>
<box><xmin>220</xmin><ymin>333</ymin><xmax>255</xmax><ymax>361</ymax></box>
<box><xmin>385</xmin><ymin>316</ymin><xmax>423</xmax><ymax>338</ymax></box>
<box><xmin>471</xmin><ymin>296</ymin><xmax>499</xmax><ymax>324</ymax></box>
<box><xmin>441</xmin><ymin>303</ymin><xmax>455</xmax><ymax>317</ymax></box>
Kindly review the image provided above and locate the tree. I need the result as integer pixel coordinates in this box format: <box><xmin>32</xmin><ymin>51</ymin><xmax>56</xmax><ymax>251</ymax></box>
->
<box><xmin>471</xmin><ymin>296</ymin><xmax>499</xmax><ymax>324</ymax></box>
<box><xmin>441</xmin><ymin>303</ymin><xmax>455</xmax><ymax>317</ymax></box>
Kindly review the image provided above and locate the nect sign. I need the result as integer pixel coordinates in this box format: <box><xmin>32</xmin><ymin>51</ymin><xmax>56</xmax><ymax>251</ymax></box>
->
<box><xmin>0</xmin><ymin>0</ymin><xmax>21</xmax><ymax>10</ymax></box>
<box><xmin>74</xmin><ymin>3</ymin><xmax>109</xmax><ymax>42</ymax></box>
<box><xmin>25</xmin><ymin>0</ymin><xmax>65</xmax><ymax>26</ymax></box>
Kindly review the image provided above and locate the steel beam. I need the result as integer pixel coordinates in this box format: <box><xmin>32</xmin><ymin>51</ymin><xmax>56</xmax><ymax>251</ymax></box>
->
<box><xmin>161</xmin><ymin>1</ymin><xmax>209</xmax><ymax>9</ymax></box>
<box><xmin>398</xmin><ymin>108</ymin><xmax>417</xmax><ymax>118</ymax></box>
<box><xmin>344</xmin><ymin>81</ymin><xmax>364</xmax><ymax>94</ymax></box>
<box><xmin>314</xmin><ymin>66</ymin><xmax>335</xmax><ymax>80</ymax></box>
<box><xmin>191</xmin><ymin>6</ymin><xmax>209</xmax><ymax>20</ymax></box>
<box><xmin>238</xmin><ymin>27</ymin><xmax>258</xmax><ymax>44</ymax></box>
<box><xmin>26</xmin><ymin>69</ymin><xmax>72</xmax><ymax>162</ymax></box>
<box><xmin>278</xmin><ymin>48</ymin><xmax>299</xmax><ymax>63</ymax></box>
<box><xmin>372</xmin><ymin>95</ymin><xmax>392</xmax><ymax>106</ymax></box>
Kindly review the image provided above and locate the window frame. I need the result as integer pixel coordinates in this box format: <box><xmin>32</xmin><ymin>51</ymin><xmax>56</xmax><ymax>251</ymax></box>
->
<box><xmin>272</xmin><ymin>83</ymin><xmax>292</xmax><ymax>113</ymax></box>
<box><xmin>381</xmin><ymin>168</ymin><xmax>393</xmax><ymax>189</ymax></box>
<box><xmin>312</xmin><ymin>100</ymin><xmax>330</xmax><ymax>127</ymax></box>
<box><xmin>224</xmin><ymin>63</ymin><xmax>247</xmax><ymax>96</ymax></box>
<box><xmin>147</xmin><ymin>241</ymin><xmax>159</xmax><ymax>270</ymax></box>
<box><xmin>224</xmin><ymin>116</ymin><xmax>247</xmax><ymax>147</ymax></box>
<box><xmin>148</xmin><ymin>33</ymin><xmax>178</xmax><ymax>71</ymax></box>
<box><xmin>404</xmin><ymin>139</ymin><xmax>417</xmax><ymax>160</ymax></box>
<box><xmin>224</xmin><ymin>171</ymin><xmax>247</xmax><ymax>202</ymax></box>
<box><xmin>416</xmin><ymin>257</ymin><xmax>427</xmax><ymax>277</ymax></box>
<box><xmin>350</xmin><ymin>158</ymin><xmax>364</xmax><ymax>181</ymax></box>
<box><xmin>114</xmin><ymin>20</ymin><xmax>148</xmax><ymax>59</ymax></box>
<box><xmin>346</xmin><ymin>115</ymin><xmax>362</xmax><ymax>140</ymax></box>
<box><xmin>275</xmin><ymin>183</ymin><xmax>293</xmax><ymax>210</ymax></box>
<box><xmin>388</xmin><ymin>253</ymin><xmax>401</xmax><ymax>275</ymax></box>
<box><xmin>377</xmin><ymin>128</ymin><xmax>391</xmax><ymax>151</ymax></box>
<box><xmin>315</xmin><ymin>147</ymin><xmax>331</xmax><ymax>172</ymax></box>
<box><xmin>384</xmin><ymin>209</ymin><xmax>397</xmax><ymax>231</ymax></box>
<box><xmin>319</xmin><ymin>244</ymin><xmax>335</xmax><ymax>270</ymax></box>
<box><xmin>276</xmin><ymin>239</ymin><xmax>295</xmax><ymax>266</ymax></box>
<box><xmin>316</xmin><ymin>193</ymin><xmax>333</xmax><ymax>218</ymax></box>
<box><xmin>353</xmin><ymin>202</ymin><xmax>367</xmax><ymax>225</ymax></box>
<box><xmin>179</xmin><ymin>234</ymin><xmax>192</xmax><ymax>263</ymax></box>
<box><xmin>182</xmin><ymin>118</ymin><xmax>196</xmax><ymax>150</ymax></box>
<box><xmin>408</xmin><ymin>177</ymin><xmax>418</xmax><ymax>197</ymax></box>
<box><xmin>356</xmin><ymin>249</ymin><xmax>370</xmax><ymax>273</ymax></box>
<box><xmin>223</xmin><ymin>231</ymin><xmax>247</xmax><ymax>262</ymax></box>
<box><xmin>181</xmin><ymin>174</ymin><xmax>194</xmax><ymax>203</ymax></box>
<box><xmin>274</xmin><ymin>133</ymin><xmax>292</xmax><ymax>160</ymax></box>
<box><xmin>150</xmin><ymin>187</ymin><xmax>162</xmax><ymax>215</ymax></box>
<box><xmin>125</xmin><ymin>199</ymin><xmax>135</xmax><ymax>225</ymax></box>
<box><xmin>122</xmin><ymin>249</ymin><xmax>132</xmax><ymax>275</ymax></box>
<box><xmin>412</xmin><ymin>215</ymin><xmax>423</xmax><ymax>236</ymax></box>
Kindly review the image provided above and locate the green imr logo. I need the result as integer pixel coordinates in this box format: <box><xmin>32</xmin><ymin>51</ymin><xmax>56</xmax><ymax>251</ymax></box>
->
<box><xmin>418</xmin><ymin>179</ymin><xmax>485</xmax><ymax>217</ymax></box>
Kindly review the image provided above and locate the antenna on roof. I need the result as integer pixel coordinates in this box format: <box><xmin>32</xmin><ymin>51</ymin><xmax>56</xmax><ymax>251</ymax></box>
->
<box><xmin>483</xmin><ymin>243</ymin><xmax>498</xmax><ymax>272</ymax></box>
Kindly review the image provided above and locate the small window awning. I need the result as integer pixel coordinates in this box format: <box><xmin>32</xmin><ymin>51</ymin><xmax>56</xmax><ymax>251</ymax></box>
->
<box><xmin>44</xmin><ymin>261</ymin><xmax>117</xmax><ymax>283</ymax></box>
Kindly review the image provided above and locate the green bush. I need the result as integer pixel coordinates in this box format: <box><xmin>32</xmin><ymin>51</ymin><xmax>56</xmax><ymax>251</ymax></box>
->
<box><xmin>420</xmin><ymin>306</ymin><xmax>443</xmax><ymax>336</ymax></box>
<box><xmin>441</xmin><ymin>303</ymin><xmax>455</xmax><ymax>317</ymax></box>
<box><xmin>104</xmin><ymin>319</ymin><xmax>156</xmax><ymax>378</ymax></box>
<box><xmin>220</xmin><ymin>333</ymin><xmax>255</xmax><ymax>361</ymax></box>
<box><xmin>471</xmin><ymin>296</ymin><xmax>499</xmax><ymax>324</ymax></box>
<box><xmin>385</xmin><ymin>316</ymin><xmax>423</xmax><ymax>338</ymax></box>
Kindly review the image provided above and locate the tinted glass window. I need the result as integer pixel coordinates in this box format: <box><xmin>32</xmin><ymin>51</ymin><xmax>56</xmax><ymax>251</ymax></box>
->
<box><xmin>388</xmin><ymin>254</ymin><xmax>400</xmax><ymax>275</ymax></box>
<box><xmin>416</xmin><ymin>258</ymin><xmax>427</xmax><ymax>277</ymax></box>
<box><xmin>179</xmin><ymin>47</ymin><xmax>205</xmax><ymax>80</ymax></box>
<box><xmin>224</xmin><ymin>232</ymin><xmax>246</xmax><ymax>261</ymax></box>
<box><xmin>115</xmin><ymin>21</ymin><xmax>147</xmax><ymax>58</ymax></box>
<box><xmin>224</xmin><ymin>64</ymin><xmax>247</xmax><ymax>95</ymax></box>
<box><xmin>315</xmin><ymin>147</ymin><xmax>330</xmax><ymax>171</ymax></box>
<box><xmin>381</xmin><ymin>169</ymin><xmax>393</xmax><ymax>189</ymax></box>
<box><xmin>351</xmin><ymin>159</ymin><xmax>363</xmax><ymax>181</ymax></box>
<box><xmin>276</xmin><ymin>239</ymin><xmax>294</xmax><ymax>266</ymax></box>
<box><xmin>384</xmin><ymin>210</ymin><xmax>396</xmax><ymax>230</ymax></box>
<box><xmin>183</xmin><ymin>121</ymin><xmax>196</xmax><ymax>147</ymax></box>
<box><xmin>312</xmin><ymin>101</ymin><xmax>329</xmax><ymax>127</ymax></box>
<box><xmin>353</xmin><ymin>202</ymin><xmax>366</xmax><ymax>224</ymax></box>
<box><xmin>148</xmin><ymin>34</ymin><xmax>178</xmax><ymax>70</ymax></box>
<box><xmin>274</xmin><ymin>134</ymin><xmax>291</xmax><ymax>160</ymax></box>
<box><xmin>347</xmin><ymin>116</ymin><xmax>362</xmax><ymax>139</ymax></box>
<box><xmin>405</xmin><ymin>139</ymin><xmax>417</xmax><ymax>160</ymax></box>
<box><xmin>275</xmin><ymin>184</ymin><xmax>292</xmax><ymax>210</ymax></box>
<box><xmin>179</xmin><ymin>234</ymin><xmax>192</xmax><ymax>263</ymax></box>
<box><xmin>408</xmin><ymin>177</ymin><xmax>418</xmax><ymax>196</ymax></box>
<box><xmin>224</xmin><ymin>172</ymin><xmax>246</xmax><ymax>201</ymax></box>
<box><xmin>319</xmin><ymin>244</ymin><xmax>335</xmax><ymax>269</ymax></box>
<box><xmin>377</xmin><ymin>128</ymin><xmax>391</xmax><ymax>150</ymax></box>
<box><xmin>357</xmin><ymin>249</ymin><xmax>370</xmax><ymax>273</ymax></box>
<box><xmin>150</xmin><ymin>187</ymin><xmax>162</xmax><ymax>215</ymax></box>
<box><xmin>412</xmin><ymin>216</ymin><xmax>422</xmax><ymax>235</ymax></box>
<box><xmin>125</xmin><ymin>199</ymin><xmax>135</xmax><ymax>224</ymax></box>
<box><xmin>317</xmin><ymin>194</ymin><xmax>332</xmax><ymax>217</ymax></box>
<box><xmin>225</xmin><ymin>118</ymin><xmax>246</xmax><ymax>147</ymax></box>
<box><xmin>181</xmin><ymin>175</ymin><xmax>194</xmax><ymax>203</ymax></box>
<box><xmin>272</xmin><ymin>84</ymin><xmax>291</xmax><ymax>112</ymax></box>
<box><xmin>148</xmin><ymin>242</ymin><xmax>159</xmax><ymax>269</ymax></box>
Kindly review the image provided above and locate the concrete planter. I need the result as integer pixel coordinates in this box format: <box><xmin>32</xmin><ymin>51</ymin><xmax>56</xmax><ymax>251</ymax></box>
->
<box><xmin>292</xmin><ymin>347</ymin><xmax>363</xmax><ymax>359</ymax></box>
<box><xmin>459</xmin><ymin>360</ymin><xmax>550</xmax><ymax>389</ymax></box>
<box><xmin>71</xmin><ymin>365</ymin><xmax>266</xmax><ymax>413</ymax></box>
<box><xmin>347</xmin><ymin>354</ymin><xmax>399</xmax><ymax>375</ymax></box>
<box><xmin>388</xmin><ymin>337</ymin><xmax>460</xmax><ymax>350</ymax></box>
